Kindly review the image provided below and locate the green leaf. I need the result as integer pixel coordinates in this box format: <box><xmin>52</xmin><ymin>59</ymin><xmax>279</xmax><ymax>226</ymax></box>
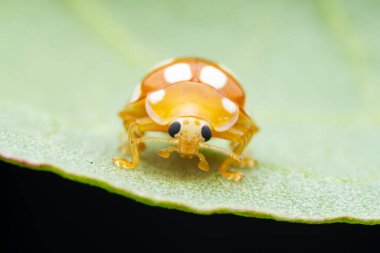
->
<box><xmin>1</xmin><ymin>0</ymin><xmax>380</xmax><ymax>224</ymax></box>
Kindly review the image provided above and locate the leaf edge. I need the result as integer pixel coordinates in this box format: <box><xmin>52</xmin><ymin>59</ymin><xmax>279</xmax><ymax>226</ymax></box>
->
<box><xmin>0</xmin><ymin>153</ymin><xmax>378</xmax><ymax>225</ymax></box>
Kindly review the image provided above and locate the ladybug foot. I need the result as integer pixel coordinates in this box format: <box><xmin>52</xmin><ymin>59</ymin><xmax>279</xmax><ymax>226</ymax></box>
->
<box><xmin>158</xmin><ymin>147</ymin><xmax>177</xmax><ymax>158</ymax></box>
<box><xmin>220</xmin><ymin>170</ymin><xmax>245</xmax><ymax>181</ymax></box>
<box><xmin>158</xmin><ymin>146</ymin><xmax>178</xmax><ymax>159</ymax></box>
<box><xmin>235</xmin><ymin>157</ymin><xmax>256</xmax><ymax>168</ymax></box>
<box><xmin>158</xmin><ymin>150</ymin><xmax>171</xmax><ymax>158</ymax></box>
<box><xmin>112</xmin><ymin>157</ymin><xmax>136</xmax><ymax>169</ymax></box>
<box><xmin>197</xmin><ymin>160</ymin><xmax>210</xmax><ymax>171</ymax></box>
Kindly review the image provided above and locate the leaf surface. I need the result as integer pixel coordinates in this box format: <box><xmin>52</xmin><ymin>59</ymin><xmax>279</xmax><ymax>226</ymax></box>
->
<box><xmin>1</xmin><ymin>0</ymin><xmax>380</xmax><ymax>223</ymax></box>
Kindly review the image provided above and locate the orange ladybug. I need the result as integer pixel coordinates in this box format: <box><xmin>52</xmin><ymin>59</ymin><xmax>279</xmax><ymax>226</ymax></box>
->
<box><xmin>113</xmin><ymin>57</ymin><xmax>259</xmax><ymax>181</ymax></box>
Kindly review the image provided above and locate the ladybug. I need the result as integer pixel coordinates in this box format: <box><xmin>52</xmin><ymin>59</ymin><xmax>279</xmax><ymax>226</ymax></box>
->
<box><xmin>113</xmin><ymin>57</ymin><xmax>259</xmax><ymax>181</ymax></box>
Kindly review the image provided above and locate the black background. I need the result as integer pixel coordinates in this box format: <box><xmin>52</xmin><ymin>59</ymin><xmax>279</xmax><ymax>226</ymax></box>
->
<box><xmin>1</xmin><ymin>161</ymin><xmax>379</xmax><ymax>253</ymax></box>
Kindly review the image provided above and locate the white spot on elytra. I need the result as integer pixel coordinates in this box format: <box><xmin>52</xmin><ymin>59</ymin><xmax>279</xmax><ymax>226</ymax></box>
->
<box><xmin>222</xmin><ymin>97</ymin><xmax>237</xmax><ymax>114</ymax></box>
<box><xmin>148</xmin><ymin>89</ymin><xmax>165</xmax><ymax>104</ymax></box>
<box><xmin>164</xmin><ymin>63</ymin><xmax>192</xmax><ymax>83</ymax></box>
<box><xmin>200</xmin><ymin>66</ymin><xmax>227</xmax><ymax>89</ymax></box>
<box><xmin>130</xmin><ymin>83</ymin><xmax>141</xmax><ymax>102</ymax></box>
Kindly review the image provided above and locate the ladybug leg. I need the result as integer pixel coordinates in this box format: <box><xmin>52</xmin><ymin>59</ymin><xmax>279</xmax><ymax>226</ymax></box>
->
<box><xmin>159</xmin><ymin>144</ymin><xmax>220</xmax><ymax>172</ymax></box>
<box><xmin>158</xmin><ymin>146</ymin><xmax>178</xmax><ymax>158</ymax></box>
<box><xmin>229</xmin><ymin>127</ymin><xmax>257</xmax><ymax>168</ymax></box>
<box><xmin>119</xmin><ymin>129</ymin><xmax>146</xmax><ymax>155</ymax></box>
<box><xmin>195</xmin><ymin>152</ymin><xmax>210</xmax><ymax>171</ymax></box>
<box><xmin>118</xmin><ymin>101</ymin><xmax>148</xmax><ymax>155</ymax></box>
<box><xmin>215</xmin><ymin>118</ymin><xmax>259</xmax><ymax>181</ymax></box>
<box><xmin>113</xmin><ymin>121</ymin><xmax>143</xmax><ymax>169</ymax></box>
<box><xmin>157</xmin><ymin>143</ymin><xmax>210</xmax><ymax>171</ymax></box>
<box><xmin>113</xmin><ymin>117</ymin><xmax>167</xmax><ymax>169</ymax></box>
<box><xmin>218</xmin><ymin>130</ymin><xmax>252</xmax><ymax>181</ymax></box>
<box><xmin>198</xmin><ymin>142</ymin><xmax>245</xmax><ymax>174</ymax></box>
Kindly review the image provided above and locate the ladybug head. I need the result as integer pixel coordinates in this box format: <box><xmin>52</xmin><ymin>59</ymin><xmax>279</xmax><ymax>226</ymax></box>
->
<box><xmin>167</xmin><ymin>116</ymin><xmax>212</xmax><ymax>156</ymax></box>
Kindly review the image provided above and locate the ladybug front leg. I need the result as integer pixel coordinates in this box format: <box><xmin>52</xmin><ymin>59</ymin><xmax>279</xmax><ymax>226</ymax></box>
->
<box><xmin>158</xmin><ymin>146</ymin><xmax>178</xmax><ymax>158</ymax></box>
<box><xmin>195</xmin><ymin>152</ymin><xmax>210</xmax><ymax>171</ymax></box>
<box><xmin>117</xmin><ymin>100</ymin><xmax>149</xmax><ymax>156</ymax></box>
<box><xmin>119</xmin><ymin>127</ymin><xmax>146</xmax><ymax>155</ymax></box>
<box><xmin>113</xmin><ymin>117</ymin><xmax>161</xmax><ymax>169</ymax></box>
<box><xmin>158</xmin><ymin>147</ymin><xmax>210</xmax><ymax>172</ymax></box>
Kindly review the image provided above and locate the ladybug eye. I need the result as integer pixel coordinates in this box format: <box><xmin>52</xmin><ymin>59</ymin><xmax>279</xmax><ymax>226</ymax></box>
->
<box><xmin>201</xmin><ymin>125</ymin><xmax>212</xmax><ymax>142</ymax></box>
<box><xmin>168</xmin><ymin>121</ymin><xmax>181</xmax><ymax>138</ymax></box>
